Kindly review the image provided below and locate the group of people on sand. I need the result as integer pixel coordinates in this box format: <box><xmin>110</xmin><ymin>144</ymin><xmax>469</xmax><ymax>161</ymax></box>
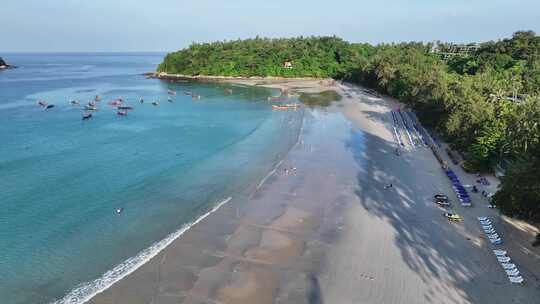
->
<box><xmin>283</xmin><ymin>167</ymin><xmax>297</xmax><ymax>176</ymax></box>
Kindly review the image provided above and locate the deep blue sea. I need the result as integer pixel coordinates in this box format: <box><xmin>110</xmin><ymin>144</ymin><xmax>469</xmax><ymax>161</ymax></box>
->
<box><xmin>0</xmin><ymin>53</ymin><xmax>303</xmax><ymax>304</ymax></box>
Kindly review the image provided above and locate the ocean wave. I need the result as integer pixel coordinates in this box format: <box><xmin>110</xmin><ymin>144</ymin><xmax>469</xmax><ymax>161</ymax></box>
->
<box><xmin>50</xmin><ymin>196</ymin><xmax>232</xmax><ymax>304</ymax></box>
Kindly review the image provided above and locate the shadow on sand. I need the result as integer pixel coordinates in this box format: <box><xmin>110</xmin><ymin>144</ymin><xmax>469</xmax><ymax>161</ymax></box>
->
<box><xmin>346</xmin><ymin>127</ymin><xmax>493</xmax><ymax>303</ymax></box>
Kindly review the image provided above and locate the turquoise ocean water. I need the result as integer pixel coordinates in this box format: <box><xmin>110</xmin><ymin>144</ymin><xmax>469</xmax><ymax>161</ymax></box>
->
<box><xmin>0</xmin><ymin>53</ymin><xmax>303</xmax><ymax>304</ymax></box>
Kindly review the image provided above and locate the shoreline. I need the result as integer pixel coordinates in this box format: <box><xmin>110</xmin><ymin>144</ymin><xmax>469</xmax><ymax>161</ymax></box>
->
<box><xmin>146</xmin><ymin>72</ymin><xmax>327</xmax><ymax>82</ymax></box>
<box><xmin>52</xmin><ymin>197</ymin><xmax>234</xmax><ymax>304</ymax></box>
<box><xmin>147</xmin><ymin>72</ymin><xmax>336</xmax><ymax>94</ymax></box>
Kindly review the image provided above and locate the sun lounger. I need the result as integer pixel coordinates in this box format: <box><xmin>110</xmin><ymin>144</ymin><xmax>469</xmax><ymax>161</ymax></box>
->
<box><xmin>497</xmin><ymin>256</ymin><xmax>511</xmax><ymax>263</ymax></box>
<box><xmin>477</xmin><ymin>217</ymin><xmax>488</xmax><ymax>221</ymax></box>
<box><xmin>493</xmin><ymin>250</ymin><xmax>507</xmax><ymax>256</ymax></box>
<box><xmin>501</xmin><ymin>263</ymin><xmax>516</xmax><ymax>270</ymax></box>
<box><xmin>505</xmin><ymin>269</ymin><xmax>520</xmax><ymax>276</ymax></box>
<box><xmin>490</xmin><ymin>238</ymin><xmax>503</xmax><ymax>245</ymax></box>
<box><xmin>509</xmin><ymin>276</ymin><xmax>524</xmax><ymax>284</ymax></box>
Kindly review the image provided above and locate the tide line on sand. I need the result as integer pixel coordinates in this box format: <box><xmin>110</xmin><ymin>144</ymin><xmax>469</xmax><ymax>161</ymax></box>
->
<box><xmin>51</xmin><ymin>197</ymin><xmax>232</xmax><ymax>304</ymax></box>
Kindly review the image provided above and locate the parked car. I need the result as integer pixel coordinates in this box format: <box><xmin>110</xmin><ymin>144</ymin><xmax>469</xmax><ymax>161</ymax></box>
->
<box><xmin>443</xmin><ymin>212</ymin><xmax>463</xmax><ymax>222</ymax></box>
<box><xmin>434</xmin><ymin>194</ymin><xmax>449</xmax><ymax>201</ymax></box>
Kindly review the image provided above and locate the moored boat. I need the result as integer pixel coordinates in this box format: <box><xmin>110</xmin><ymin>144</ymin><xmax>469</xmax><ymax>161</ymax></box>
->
<box><xmin>108</xmin><ymin>99</ymin><xmax>122</xmax><ymax>106</ymax></box>
<box><xmin>272</xmin><ymin>105</ymin><xmax>288</xmax><ymax>110</ymax></box>
<box><xmin>82</xmin><ymin>112</ymin><xmax>92</xmax><ymax>120</ymax></box>
<box><xmin>272</xmin><ymin>103</ymin><xmax>301</xmax><ymax>110</ymax></box>
<box><xmin>285</xmin><ymin>103</ymin><xmax>301</xmax><ymax>108</ymax></box>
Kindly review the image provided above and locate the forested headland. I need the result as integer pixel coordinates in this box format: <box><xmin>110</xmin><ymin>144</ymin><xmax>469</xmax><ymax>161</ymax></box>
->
<box><xmin>158</xmin><ymin>32</ymin><xmax>540</xmax><ymax>221</ymax></box>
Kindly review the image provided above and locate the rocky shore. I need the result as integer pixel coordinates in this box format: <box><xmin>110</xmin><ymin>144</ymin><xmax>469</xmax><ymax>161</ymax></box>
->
<box><xmin>0</xmin><ymin>57</ymin><xmax>16</xmax><ymax>70</ymax></box>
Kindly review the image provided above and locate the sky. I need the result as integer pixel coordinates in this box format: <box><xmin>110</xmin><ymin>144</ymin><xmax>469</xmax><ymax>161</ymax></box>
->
<box><xmin>1</xmin><ymin>0</ymin><xmax>539</xmax><ymax>52</ymax></box>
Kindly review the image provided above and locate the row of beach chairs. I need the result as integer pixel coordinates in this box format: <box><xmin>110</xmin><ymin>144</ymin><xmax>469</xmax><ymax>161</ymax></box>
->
<box><xmin>446</xmin><ymin>170</ymin><xmax>471</xmax><ymax>206</ymax></box>
<box><xmin>405</xmin><ymin>112</ymin><xmax>429</xmax><ymax>146</ymax></box>
<box><xmin>478</xmin><ymin>217</ymin><xmax>502</xmax><ymax>245</ymax></box>
<box><xmin>493</xmin><ymin>249</ymin><xmax>524</xmax><ymax>284</ymax></box>
<box><xmin>390</xmin><ymin>112</ymin><xmax>403</xmax><ymax>147</ymax></box>
<box><xmin>478</xmin><ymin>217</ymin><xmax>524</xmax><ymax>285</ymax></box>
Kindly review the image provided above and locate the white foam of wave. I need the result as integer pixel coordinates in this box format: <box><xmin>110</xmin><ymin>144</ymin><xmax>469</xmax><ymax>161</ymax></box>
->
<box><xmin>50</xmin><ymin>196</ymin><xmax>232</xmax><ymax>304</ymax></box>
<box><xmin>256</xmin><ymin>157</ymin><xmax>286</xmax><ymax>191</ymax></box>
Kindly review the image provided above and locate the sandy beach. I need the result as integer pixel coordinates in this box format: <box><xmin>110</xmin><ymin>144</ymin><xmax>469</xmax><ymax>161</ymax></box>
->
<box><xmin>89</xmin><ymin>80</ymin><xmax>540</xmax><ymax>304</ymax></box>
